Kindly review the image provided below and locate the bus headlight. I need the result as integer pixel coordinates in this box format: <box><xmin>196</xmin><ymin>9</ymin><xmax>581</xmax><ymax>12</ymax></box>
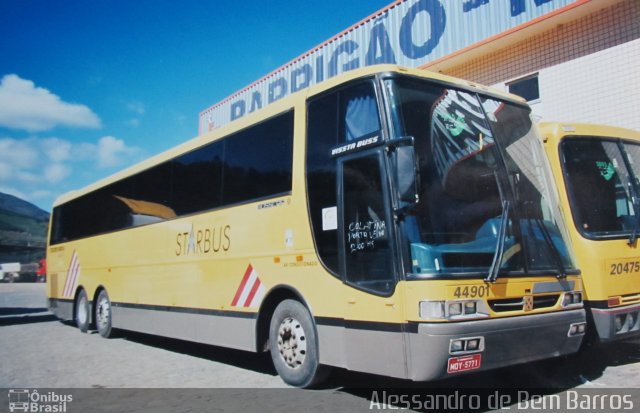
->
<box><xmin>464</xmin><ymin>301</ymin><xmax>477</xmax><ymax>315</ymax></box>
<box><xmin>562</xmin><ymin>291</ymin><xmax>583</xmax><ymax>307</ymax></box>
<box><xmin>449</xmin><ymin>302</ymin><xmax>463</xmax><ymax>316</ymax></box>
<box><xmin>419</xmin><ymin>300</ymin><xmax>489</xmax><ymax>320</ymax></box>
<box><xmin>614</xmin><ymin>312</ymin><xmax>638</xmax><ymax>334</ymax></box>
<box><xmin>466</xmin><ymin>338</ymin><xmax>481</xmax><ymax>351</ymax></box>
<box><xmin>449</xmin><ymin>337</ymin><xmax>484</xmax><ymax>354</ymax></box>
<box><xmin>420</xmin><ymin>301</ymin><xmax>446</xmax><ymax>319</ymax></box>
<box><xmin>450</xmin><ymin>340</ymin><xmax>464</xmax><ymax>352</ymax></box>
<box><xmin>568</xmin><ymin>322</ymin><xmax>586</xmax><ymax>336</ymax></box>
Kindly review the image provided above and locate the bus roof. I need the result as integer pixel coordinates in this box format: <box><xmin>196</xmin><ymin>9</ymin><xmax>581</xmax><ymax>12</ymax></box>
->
<box><xmin>53</xmin><ymin>65</ymin><xmax>525</xmax><ymax>207</ymax></box>
<box><xmin>539</xmin><ymin>121</ymin><xmax>640</xmax><ymax>146</ymax></box>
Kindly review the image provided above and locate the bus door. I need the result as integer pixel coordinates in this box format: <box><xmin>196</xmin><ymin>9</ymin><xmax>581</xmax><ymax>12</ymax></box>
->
<box><xmin>337</xmin><ymin>148</ymin><xmax>408</xmax><ymax>377</ymax></box>
<box><xmin>306</xmin><ymin>79</ymin><xmax>407</xmax><ymax>377</ymax></box>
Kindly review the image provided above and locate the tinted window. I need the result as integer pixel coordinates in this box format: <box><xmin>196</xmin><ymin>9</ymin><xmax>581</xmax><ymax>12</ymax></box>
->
<box><xmin>223</xmin><ymin>112</ymin><xmax>294</xmax><ymax>204</ymax></box>
<box><xmin>133</xmin><ymin>163</ymin><xmax>173</xmax><ymax>207</ymax></box>
<box><xmin>342</xmin><ymin>154</ymin><xmax>393</xmax><ymax>293</ymax></box>
<box><xmin>508</xmin><ymin>74</ymin><xmax>539</xmax><ymax>102</ymax></box>
<box><xmin>307</xmin><ymin>93</ymin><xmax>340</xmax><ymax>272</ymax></box>
<box><xmin>51</xmin><ymin>179</ymin><xmax>135</xmax><ymax>243</ymax></box>
<box><xmin>562</xmin><ymin>138</ymin><xmax>637</xmax><ymax>237</ymax></box>
<box><xmin>386</xmin><ymin>77</ymin><xmax>575</xmax><ymax>276</ymax></box>
<box><xmin>50</xmin><ymin>111</ymin><xmax>294</xmax><ymax>244</ymax></box>
<box><xmin>172</xmin><ymin>142</ymin><xmax>224</xmax><ymax>215</ymax></box>
<box><xmin>306</xmin><ymin>80</ymin><xmax>380</xmax><ymax>275</ymax></box>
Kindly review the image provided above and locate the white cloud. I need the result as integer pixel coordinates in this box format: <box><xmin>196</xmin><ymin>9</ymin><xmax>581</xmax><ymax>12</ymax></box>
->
<box><xmin>96</xmin><ymin>136</ymin><xmax>138</xmax><ymax>168</ymax></box>
<box><xmin>44</xmin><ymin>163</ymin><xmax>71</xmax><ymax>183</ymax></box>
<box><xmin>41</xmin><ymin>137</ymin><xmax>72</xmax><ymax>163</ymax></box>
<box><xmin>73</xmin><ymin>142</ymin><xmax>100</xmax><ymax>160</ymax></box>
<box><xmin>15</xmin><ymin>170</ymin><xmax>40</xmax><ymax>184</ymax></box>
<box><xmin>0</xmin><ymin>135</ymin><xmax>141</xmax><ymax>210</ymax></box>
<box><xmin>0</xmin><ymin>137</ymin><xmax>39</xmax><ymax>168</ymax></box>
<box><xmin>127</xmin><ymin>101</ymin><xmax>145</xmax><ymax>115</ymax></box>
<box><xmin>0</xmin><ymin>161</ymin><xmax>12</xmax><ymax>180</ymax></box>
<box><xmin>125</xmin><ymin>101</ymin><xmax>145</xmax><ymax>128</ymax></box>
<box><xmin>30</xmin><ymin>189</ymin><xmax>54</xmax><ymax>200</ymax></box>
<box><xmin>0</xmin><ymin>74</ymin><xmax>102</xmax><ymax>132</ymax></box>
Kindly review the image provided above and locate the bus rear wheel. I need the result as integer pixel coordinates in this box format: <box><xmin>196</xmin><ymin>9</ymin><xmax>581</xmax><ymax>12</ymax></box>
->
<box><xmin>95</xmin><ymin>289</ymin><xmax>114</xmax><ymax>338</ymax></box>
<box><xmin>269</xmin><ymin>299</ymin><xmax>328</xmax><ymax>388</ymax></box>
<box><xmin>75</xmin><ymin>289</ymin><xmax>90</xmax><ymax>333</ymax></box>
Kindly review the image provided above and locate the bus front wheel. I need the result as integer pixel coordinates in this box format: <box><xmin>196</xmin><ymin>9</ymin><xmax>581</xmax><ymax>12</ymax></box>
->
<box><xmin>75</xmin><ymin>289</ymin><xmax>90</xmax><ymax>333</ymax></box>
<box><xmin>269</xmin><ymin>299</ymin><xmax>328</xmax><ymax>388</ymax></box>
<box><xmin>95</xmin><ymin>289</ymin><xmax>114</xmax><ymax>338</ymax></box>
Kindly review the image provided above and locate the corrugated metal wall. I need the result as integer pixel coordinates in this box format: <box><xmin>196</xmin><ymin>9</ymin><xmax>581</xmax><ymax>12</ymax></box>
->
<box><xmin>200</xmin><ymin>0</ymin><xmax>579</xmax><ymax>132</ymax></box>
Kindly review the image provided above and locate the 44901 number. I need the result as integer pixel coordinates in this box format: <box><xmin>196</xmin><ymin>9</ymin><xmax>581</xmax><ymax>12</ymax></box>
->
<box><xmin>453</xmin><ymin>285</ymin><xmax>489</xmax><ymax>299</ymax></box>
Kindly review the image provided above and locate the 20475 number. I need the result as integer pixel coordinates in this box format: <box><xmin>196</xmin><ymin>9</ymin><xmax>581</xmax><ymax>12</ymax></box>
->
<box><xmin>609</xmin><ymin>261</ymin><xmax>640</xmax><ymax>275</ymax></box>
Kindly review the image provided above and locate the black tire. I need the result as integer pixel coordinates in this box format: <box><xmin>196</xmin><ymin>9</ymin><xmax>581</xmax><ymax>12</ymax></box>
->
<box><xmin>95</xmin><ymin>289</ymin><xmax>114</xmax><ymax>338</ymax></box>
<box><xmin>75</xmin><ymin>289</ymin><xmax>90</xmax><ymax>333</ymax></box>
<box><xmin>269</xmin><ymin>299</ymin><xmax>329</xmax><ymax>388</ymax></box>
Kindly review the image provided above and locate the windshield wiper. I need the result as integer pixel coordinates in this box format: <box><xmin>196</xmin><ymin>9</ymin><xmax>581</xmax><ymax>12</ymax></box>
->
<box><xmin>531</xmin><ymin>216</ymin><xmax>567</xmax><ymax>279</ymax></box>
<box><xmin>485</xmin><ymin>200</ymin><xmax>510</xmax><ymax>283</ymax></box>
<box><xmin>628</xmin><ymin>220</ymin><xmax>639</xmax><ymax>246</ymax></box>
<box><xmin>627</xmin><ymin>197</ymin><xmax>640</xmax><ymax>246</ymax></box>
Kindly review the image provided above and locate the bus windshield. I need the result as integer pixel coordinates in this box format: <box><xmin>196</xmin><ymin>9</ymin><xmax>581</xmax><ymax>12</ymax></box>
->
<box><xmin>561</xmin><ymin>138</ymin><xmax>640</xmax><ymax>240</ymax></box>
<box><xmin>385</xmin><ymin>77</ymin><xmax>575</xmax><ymax>277</ymax></box>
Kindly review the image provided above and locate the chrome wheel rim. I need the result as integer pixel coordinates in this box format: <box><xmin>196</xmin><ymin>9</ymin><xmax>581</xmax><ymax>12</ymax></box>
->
<box><xmin>76</xmin><ymin>294</ymin><xmax>88</xmax><ymax>325</ymax></box>
<box><xmin>276</xmin><ymin>316</ymin><xmax>307</xmax><ymax>369</ymax></box>
<box><xmin>96</xmin><ymin>295</ymin><xmax>110</xmax><ymax>331</ymax></box>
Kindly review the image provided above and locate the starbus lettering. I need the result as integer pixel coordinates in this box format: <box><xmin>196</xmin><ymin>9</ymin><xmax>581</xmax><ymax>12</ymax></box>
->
<box><xmin>230</xmin><ymin>0</ymin><xmax>446</xmax><ymax>121</ymax></box>
<box><xmin>175</xmin><ymin>224</ymin><xmax>231</xmax><ymax>256</ymax></box>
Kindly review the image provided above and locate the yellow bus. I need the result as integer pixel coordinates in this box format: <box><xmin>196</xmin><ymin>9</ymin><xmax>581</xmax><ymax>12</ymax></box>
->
<box><xmin>541</xmin><ymin>122</ymin><xmax>640</xmax><ymax>343</ymax></box>
<box><xmin>47</xmin><ymin>66</ymin><xmax>586</xmax><ymax>387</ymax></box>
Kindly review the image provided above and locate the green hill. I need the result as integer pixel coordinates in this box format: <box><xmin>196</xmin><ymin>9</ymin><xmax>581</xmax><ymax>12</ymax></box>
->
<box><xmin>0</xmin><ymin>192</ymin><xmax>49</xmax><ymax>263</ymax></box>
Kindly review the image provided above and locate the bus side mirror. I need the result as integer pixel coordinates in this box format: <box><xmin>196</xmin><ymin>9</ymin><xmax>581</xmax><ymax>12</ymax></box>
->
<box><xmin>389</xmin><ymin>137</ymin><xmax>419</xmax><ymax>204</ymax></box>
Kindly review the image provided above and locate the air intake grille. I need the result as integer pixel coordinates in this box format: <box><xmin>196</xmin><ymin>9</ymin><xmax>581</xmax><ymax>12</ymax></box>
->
<box><xmin>489</xmin><ymin>295</ymin><xmax>560</xmax><ymax>312</ymax></box>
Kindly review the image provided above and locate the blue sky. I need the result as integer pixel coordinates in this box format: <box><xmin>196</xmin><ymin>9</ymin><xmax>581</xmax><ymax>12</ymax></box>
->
<box><xmin>0</xmin><ymin>0</ymin><xmax>392</xmax><ymax>212</ymax></box>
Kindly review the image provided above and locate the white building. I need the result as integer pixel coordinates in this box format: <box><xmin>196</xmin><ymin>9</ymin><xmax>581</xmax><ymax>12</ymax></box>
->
<box><xmin>200</xmin><ymin>0</ymin><xmax>639</xmax><ymax>132</ymax></box>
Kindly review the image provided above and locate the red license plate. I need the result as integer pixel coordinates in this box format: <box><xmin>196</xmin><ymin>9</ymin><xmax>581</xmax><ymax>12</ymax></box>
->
<box><xmin>447</xmin><ymin>354</ymin><xmax>482</xmax><ymax>374</ymax></box>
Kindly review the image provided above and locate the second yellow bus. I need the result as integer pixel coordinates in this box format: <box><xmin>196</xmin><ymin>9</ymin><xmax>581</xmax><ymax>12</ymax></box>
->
<box><xmin>542</xmin><ymin>122</ymin><xmax>640</xmax><ymax>342</ymax></box>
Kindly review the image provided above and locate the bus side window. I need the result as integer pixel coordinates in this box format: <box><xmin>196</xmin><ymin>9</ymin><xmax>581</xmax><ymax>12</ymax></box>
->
<box><xmin>341</xmin><ymin>154</ymin><xmax>393</xmax><ymax>293</ymax></box>
<box><xmin>575</xmin><ymin>161</ymin><xmax>617</xmax><ymax>232</ymax></box>
<box><xmin>344</xmin><ymin>91</ymin><xmax>380</xmax><ymax>141</ymax></box>
<box><xmin>306</xmin><ymin>80</ymin><xmax>380</xmax><ymax>277</ymax></box>
<box><xmin>563</xmin><ymin>140</ymin><xmax>621</xmax><ymax>234</ymax></box>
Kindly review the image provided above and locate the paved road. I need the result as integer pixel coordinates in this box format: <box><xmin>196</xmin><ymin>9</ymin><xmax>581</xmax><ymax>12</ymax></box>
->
<box><xmin>1</xmin><ymin>283</ymin><xmax>639</xmax><ymax>412</ymax></box>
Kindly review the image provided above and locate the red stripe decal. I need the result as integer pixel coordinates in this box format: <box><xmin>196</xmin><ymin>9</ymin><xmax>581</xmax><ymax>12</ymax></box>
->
<box><xmin>231</xmin><ymin>264</ymin><xmax>253</xmax><ymax>306</ymax></box>
<box><xmin>64</xmin><ymin>251</ymin><xmax>79</xmax><ymax>297</ymax></box>
<box><xmin>243</xmin><ymin>277</ymin><xmax>262</xmax><ymax>308</ymax></box>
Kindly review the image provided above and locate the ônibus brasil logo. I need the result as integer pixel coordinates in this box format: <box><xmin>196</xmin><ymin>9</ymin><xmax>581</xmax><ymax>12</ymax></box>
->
<box><xmin>8</xmin><ymin>389</ymin><xmax>73</xmax><ymax>413</ymax></box>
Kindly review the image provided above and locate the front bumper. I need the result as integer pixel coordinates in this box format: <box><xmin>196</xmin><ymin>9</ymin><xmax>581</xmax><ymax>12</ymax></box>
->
<box><xmin>407</xmin><ymin>309</ymin><xmax>585</xmax><ymax>381</ymax></box>
<box><xmin>590</xmin><ymin>302</ymin><xmax>640</xmax><ymax>341</ymax></box>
